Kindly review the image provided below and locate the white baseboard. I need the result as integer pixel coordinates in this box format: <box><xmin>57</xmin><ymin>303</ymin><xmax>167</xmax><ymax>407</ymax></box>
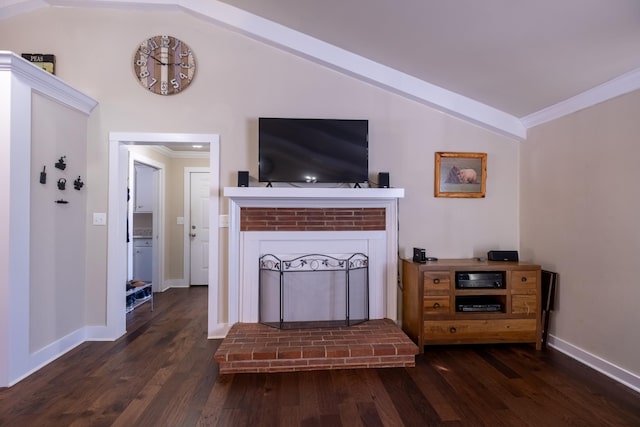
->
<box><xmin>11</xmin><ymin>328</ymin><xmax>86</xmax><ymax>386</ymax></box>
<box><xmin>162</xmin><ymin>278</ymin><xmax>189</xmax><ymax>289</ymax></box>
<box><xmin>548</xmin><ymin>334</ymin><xmax>640</xmax><ymax>393</ymax></box>
<box><xmin>85</xmin><ymin>325</ymin><xmax>125</xmax><ymax>341</ymax></box>
<box><xmin>10</xmin><ymin>325</ymin><xmax>125</xmax><ymax>386</ymax></box>
<box><xmin>209</xmin><ymin>323</ymin><xmax>232</xmax><ymax>339</ymax></box>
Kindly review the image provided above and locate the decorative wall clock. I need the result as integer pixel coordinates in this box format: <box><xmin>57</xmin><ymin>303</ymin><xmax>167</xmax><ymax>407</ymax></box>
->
<box><xmin>133</xmin><ymin>35</ymin><xmax>196</xmax><ymax>95</ymax></box>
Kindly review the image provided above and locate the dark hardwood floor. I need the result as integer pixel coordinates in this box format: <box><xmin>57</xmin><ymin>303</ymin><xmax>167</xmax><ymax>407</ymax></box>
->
<box><xmin>1</xmin><ymin>287</ymin><xmax>638</xmax><ymax>426</ymax></box>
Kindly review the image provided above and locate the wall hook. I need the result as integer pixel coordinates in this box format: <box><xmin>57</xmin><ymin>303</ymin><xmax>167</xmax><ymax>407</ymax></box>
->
<box><xmin>73</xmin><ymin>176</ymin><xmax>84</xmax><ymax>190</ymax></box>
<box><xmin>57</xmin><ymin>178</ymin><xmax>66</xmax><ymax>190</ymax></box>
<box><xmin>55</xmin><ymin>199</ymin><xmax>69</xmax><ymax>204</ymax></box>
<box><xmin>55</xmin><ymin>156</ymin><xmax>67</xmax><ymax>170</ymax></box>
<box><xmin>39</xmin><ymin>166</ymin><xmax>47</xmax><ymax>184</ymax></box>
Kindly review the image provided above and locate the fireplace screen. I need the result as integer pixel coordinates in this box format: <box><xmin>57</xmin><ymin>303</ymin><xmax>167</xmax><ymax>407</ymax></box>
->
<box><xmin>259</xmin><ymin>253</ymin><xmax>369</xmax><ymax>329</ymax></box>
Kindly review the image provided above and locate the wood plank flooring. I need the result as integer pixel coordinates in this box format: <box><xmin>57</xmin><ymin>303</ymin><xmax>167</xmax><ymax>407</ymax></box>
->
<box><xmin>0</xmin><ymin>287</ymin><xmax>638</xmax><ymax>426</ymax></box>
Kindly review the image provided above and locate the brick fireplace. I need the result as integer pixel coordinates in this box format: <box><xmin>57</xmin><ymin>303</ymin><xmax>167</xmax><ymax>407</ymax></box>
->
<box><xmin>223</xmin><ymin>187</ymin><xmax>405</xmax><ymax>330</ymax></box>
<box><xmin>216</xmin><ymin>187</ymin><xmax>416</xmax><ymax>373</ymax></box>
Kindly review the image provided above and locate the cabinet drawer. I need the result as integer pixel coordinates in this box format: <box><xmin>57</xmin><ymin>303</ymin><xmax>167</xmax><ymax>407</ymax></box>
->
<box><xmin>423</xmin><ymin>296</ymin><xmax>450</xmax><ymax>315</ymax></box>
<box><xmin>423</xmin><ymin>319</ymin><xmax>537</xmax><ymax>343</ymax></box>
<box><xmin>423</xmin><ymin>272</ymin><xmax>450</xmax><ymax>293</ymax></box>
<box><xmin>512</xmin><ymin>295</ymin><xmax>537</xmax><ymax>315</ymax></box>
<box><xmin>511</xmin><ymin>270</ymin><xmax>537</xmax><ymax>293</ymax></box>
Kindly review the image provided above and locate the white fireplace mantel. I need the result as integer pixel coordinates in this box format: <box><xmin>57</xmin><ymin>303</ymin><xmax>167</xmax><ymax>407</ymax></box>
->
<box><xmin>224</xmin><ymin>187</ymin><xmax>405</xmax><ymax>203</ymax></box>
<box><xmin>222</xmin><ymin>187</ymin><xmax>405</xmax><ymax>334</ymax></box>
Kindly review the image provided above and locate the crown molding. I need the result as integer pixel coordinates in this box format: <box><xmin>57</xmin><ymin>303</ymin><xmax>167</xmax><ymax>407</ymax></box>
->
<box><xmin>521</xmin><ymin>67</ymin><xmax>640</xmax><ymax>129</ymax></box>
<box><xmin>0</xmin><ymin>51</ymin><xmax>97</xmax><ymax>114</ymax></box>
<box><xmin>0</xmin><ymin>0</ymin><xmax>526</xmax><ymax>140</ymax></box>
<box><xmin>146</xmin><ymin>144</ymin><xmax>209</xmax><ymax>159</ymax></box>
<box><xmin>7</xmin><ymin>1</ymin><xmax>637</xmax><ymax>139</ymax></box>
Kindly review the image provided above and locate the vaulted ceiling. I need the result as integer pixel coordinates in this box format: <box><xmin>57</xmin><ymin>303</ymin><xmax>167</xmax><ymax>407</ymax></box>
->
<box><xmin>3</xmin><ymin>0</ymin><xmax>640</xmax><ymax>140</ymax></box>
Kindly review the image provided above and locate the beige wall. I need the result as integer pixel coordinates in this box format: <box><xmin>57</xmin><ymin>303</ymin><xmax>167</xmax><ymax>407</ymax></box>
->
<box><xmin>522</xmin><ymin>90</ymin><xmax>640</xmax><ymax>376</ymax></box>
<box><xmin>0</xmin><ymin>8</ymin><xmax>519</xmax><ymax>325</ymax></box>
<box><xmin>30</xmin><ymin>94</ymin><xmax>88</xmax><ymax>352</ymax></box>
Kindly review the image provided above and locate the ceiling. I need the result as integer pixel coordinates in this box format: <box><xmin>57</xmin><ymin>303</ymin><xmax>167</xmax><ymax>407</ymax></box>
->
<box><xmin>217</xmin><ymin>0</ymin><xmax>640</xmax><ymax>118</ymax></box>
<box><xmin>3</xmin><ymin>0</ymin><xmax>640</xmax><ymax>139</ymax></box>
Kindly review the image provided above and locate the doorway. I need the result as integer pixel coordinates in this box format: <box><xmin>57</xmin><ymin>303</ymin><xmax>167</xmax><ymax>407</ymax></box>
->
<box><xmin>107</xmin><ymin>132</ymin><xmax>220</xmax><ymax>339</ymax></box>
<box><xmin>185</xmin><ymin>168</ymin><xmax>210</xmax><ymax>286</ymax></box>
<box><xmin>129</xmin><ymin>156</ymin><xmax>163</xmax><ymax>292</ymax></box>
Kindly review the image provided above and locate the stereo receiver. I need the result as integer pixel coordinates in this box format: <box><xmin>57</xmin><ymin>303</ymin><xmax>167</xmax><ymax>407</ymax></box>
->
<box><xmin>455</xmin><ymin>271</ymin><xmax>505</xmax><ymax>289</ymax></box>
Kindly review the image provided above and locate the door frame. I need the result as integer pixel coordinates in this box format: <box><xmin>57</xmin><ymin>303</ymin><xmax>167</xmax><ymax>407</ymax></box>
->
<box><xmin>108</xmin><ymin>132</ymin><xmax>220</xmax><ymax>339</ymax></box>
<box><xmin>184</xmin><ymin>167</ymin><xmax>210</xmax><ymax>286</ymax></box>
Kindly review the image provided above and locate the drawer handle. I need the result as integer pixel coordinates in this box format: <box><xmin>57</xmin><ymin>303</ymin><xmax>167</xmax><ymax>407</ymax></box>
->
<box><xmin>521</xmin><ymin>277</ymin><xmax>527</xmax><ymax>282</ymax></box>
<box><xmin>433</xmin><ymin>302</ymin><xmax>440</xmax><ymax>309</ymax></box>
<box><xmin>449</xmin><ymin>327</ymin><xmax>457</xmax><ymax>334</ymax></box>
<box><xmin>433</xmin><ymin>278</ymin><xmax>440</xmax><ymax>284</ymax></box>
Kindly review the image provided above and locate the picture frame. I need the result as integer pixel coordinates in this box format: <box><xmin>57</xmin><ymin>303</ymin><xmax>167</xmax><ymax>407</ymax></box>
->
<box><xmin>21</xmin><ymin>53</ymin><xmax>55</xmax><ymax>75</ymax></box>
<box><xmin>434</xmin><ymin>152</ymin><xmax>487</xmax><ymax>198</ymax></box>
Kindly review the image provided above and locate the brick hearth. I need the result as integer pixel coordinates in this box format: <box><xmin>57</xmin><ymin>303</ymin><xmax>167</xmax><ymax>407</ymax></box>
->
<box><xmin>214</xmin><ymin>319</ymin><xmax>419</xmax><ymax>374</ymax></box>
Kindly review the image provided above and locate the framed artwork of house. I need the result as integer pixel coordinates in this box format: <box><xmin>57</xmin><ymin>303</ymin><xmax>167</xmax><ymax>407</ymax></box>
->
<box><xmin>434</xmin><ymin>152</ymin><xmax>487</xmax><ymax>198</ymax></box>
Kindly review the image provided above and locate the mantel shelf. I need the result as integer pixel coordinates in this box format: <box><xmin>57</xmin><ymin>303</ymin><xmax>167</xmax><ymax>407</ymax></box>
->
<box><xmin>224</xmin><ymin>187</ymin><xmax>404</xmax><ymax>200</ymax></box>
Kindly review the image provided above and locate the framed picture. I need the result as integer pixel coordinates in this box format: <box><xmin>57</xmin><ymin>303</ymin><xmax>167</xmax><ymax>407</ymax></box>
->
<box><xmin>21</xmin><ymin>53</ymin><xmax>55</xmax><ymax>75</ymax></box>
<box><xmin>434</xmin><ymin>152</ymin><xmax>487</xmax><ymax>198</ymax></box>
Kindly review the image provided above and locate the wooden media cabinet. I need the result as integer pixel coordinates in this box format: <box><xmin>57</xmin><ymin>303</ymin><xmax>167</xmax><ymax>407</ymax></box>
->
<box><xmin>402</xmin><ymin>258</ymin><xmax>542</xmax><ymax>352</ymax></box>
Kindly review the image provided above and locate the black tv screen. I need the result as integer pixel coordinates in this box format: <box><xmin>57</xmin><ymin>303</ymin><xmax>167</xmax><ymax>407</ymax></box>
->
<box><xmin>259</xmin><ymin>118</ymin><xmax>368</xmax><ymax>184</ymax></box>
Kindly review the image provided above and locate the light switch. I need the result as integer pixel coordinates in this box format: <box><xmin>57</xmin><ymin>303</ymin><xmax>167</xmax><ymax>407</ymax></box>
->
<box><xmin>219</xmin><ymin>214</ymin><xmax>229</xmax><ymax>228</ymax></box>
<box><xmin>177</xmin><ymin>216</ymin><xmax>184</xmax><ymax>225</ymax></box>
<box><xmin>93</xmin><ymin>212</ymin><xmax>107</xmax><ymax>225</ymax></box>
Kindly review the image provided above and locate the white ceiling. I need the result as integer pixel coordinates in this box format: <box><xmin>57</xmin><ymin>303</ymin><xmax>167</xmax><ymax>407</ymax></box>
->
<box><xmin>218</xmin><ymin>0</ymin><xmax>640</xmax><ymax>118</ymax></box>
<box><xmin>3</xmin><ymin>0</ymin><xmax>640</xmax><ymax>139</ymax></box>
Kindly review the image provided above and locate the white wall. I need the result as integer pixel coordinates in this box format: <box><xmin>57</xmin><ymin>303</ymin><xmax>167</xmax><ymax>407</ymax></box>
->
<box><xmin>522</xmin><ymin>90</ymin><xmax>640</xmax><ymax>384</ymax></box>
<box><xmin>0</xmin><ymin>8</ymin><xmax>519</xmax><ymax>340</ymax></box>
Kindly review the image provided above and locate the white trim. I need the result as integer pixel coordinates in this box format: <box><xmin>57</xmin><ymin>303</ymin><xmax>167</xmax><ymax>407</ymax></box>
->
<box><xmin>0</xmin><ymin>52</ymin><xmax>95</xmax><ymax>387</ymax></box>
<box><xmin>521</xmin><ymin>67</ymin><xmax>640</xmax><ymax>129</ymax></box>
<box><xmin>0</xmin><ymin>51</ymin><xmax>97</xmax><ymax>114</ymax></box>
<box><xmin>147</xmin><ymin>144</ymin><xmax>209</xmax><ymax>159</ymax></box>
<box><xmin>8</xmin><ymin>328</ymin><xmax>85</xmax><ymax>387</ymax></box>
<box><xmin>224</xmin><ymin>187</ymin><xmax>404</xmax><ymax>201</ymax></box>
<box><xmin>5</xmin><ymin>6</ymin><xmax>640</xmax><ymax>138</ymax></box>
<box><xmin>183</xmin><ymin>0</ymin><xmax>525</xmax><ymax>140</ymax></box>
<box><xmin>183</xmin><ymin>166</ymin><xmax>210</xmax><ymax>287</ymax></box>
<box><xmin>0</xmin><ymin>4</ymin><xmax>525</xmax><ymax>140</ymax></box>
<box><xmin>163</xmin><ymin>278</ymin><xmax>189</xmax><ymax>288</ymax></box>
<box><xmin>548</xmin><ymin>335</ymin><xmax>640</xmax><ymax>394</ymax></box>
<box><xmin>108</xmin><ymin>132</ymin><xmax>220</xmax><ymax>339</ymax></box>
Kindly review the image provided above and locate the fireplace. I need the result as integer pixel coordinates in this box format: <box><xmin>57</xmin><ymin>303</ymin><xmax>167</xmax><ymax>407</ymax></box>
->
<box><xmin>259</xmin><ymin>253</ymin><xmax>369</xmax><ymax>329</ymax></box>
<box><xmin>221</xmin><ymin>187</ymin><xmax>404</xmax><ymax>335</ymax></box>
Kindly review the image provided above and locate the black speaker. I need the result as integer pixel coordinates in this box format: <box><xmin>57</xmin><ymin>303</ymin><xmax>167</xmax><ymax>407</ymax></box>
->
<box><xmin>378</xmin><ymin>172</ymin><xmax>390</xmax><ymax>188</ymax></box>
<box><xmin>487</xmin><ymin>250</ymin><xmax>519</xmax><ymax>262</ymax></box>
<box><xmin>237</xmin><ymin>171</ymin><xmax>249</xmax><ymax>187</ymax></box>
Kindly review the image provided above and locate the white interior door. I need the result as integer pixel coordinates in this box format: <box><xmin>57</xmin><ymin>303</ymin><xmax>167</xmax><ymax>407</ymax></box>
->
<box><xmin>189</xmin><ymin>172</ymin><xmax>210</xmax><ymax>285</ymax></box>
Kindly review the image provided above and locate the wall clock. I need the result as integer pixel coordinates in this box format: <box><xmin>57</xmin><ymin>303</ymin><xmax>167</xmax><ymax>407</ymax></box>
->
<box><xmin>133</xmin><ymin>35</ymin><xmax>196</xmax><ymax>95</ymax></box>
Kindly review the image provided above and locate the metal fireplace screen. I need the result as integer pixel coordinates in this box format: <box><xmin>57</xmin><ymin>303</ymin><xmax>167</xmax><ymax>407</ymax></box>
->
<box><xmin>259</xmin><ymin>253</ymin><xmax>369</xmax><ymax>329</ymax></box>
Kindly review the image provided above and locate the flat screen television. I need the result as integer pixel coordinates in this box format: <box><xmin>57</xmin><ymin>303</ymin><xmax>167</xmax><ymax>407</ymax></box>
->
<box><xmin>258</xmin><ymin>118</ymin><xmax>368</xmax><ymax>184</ymax></box>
